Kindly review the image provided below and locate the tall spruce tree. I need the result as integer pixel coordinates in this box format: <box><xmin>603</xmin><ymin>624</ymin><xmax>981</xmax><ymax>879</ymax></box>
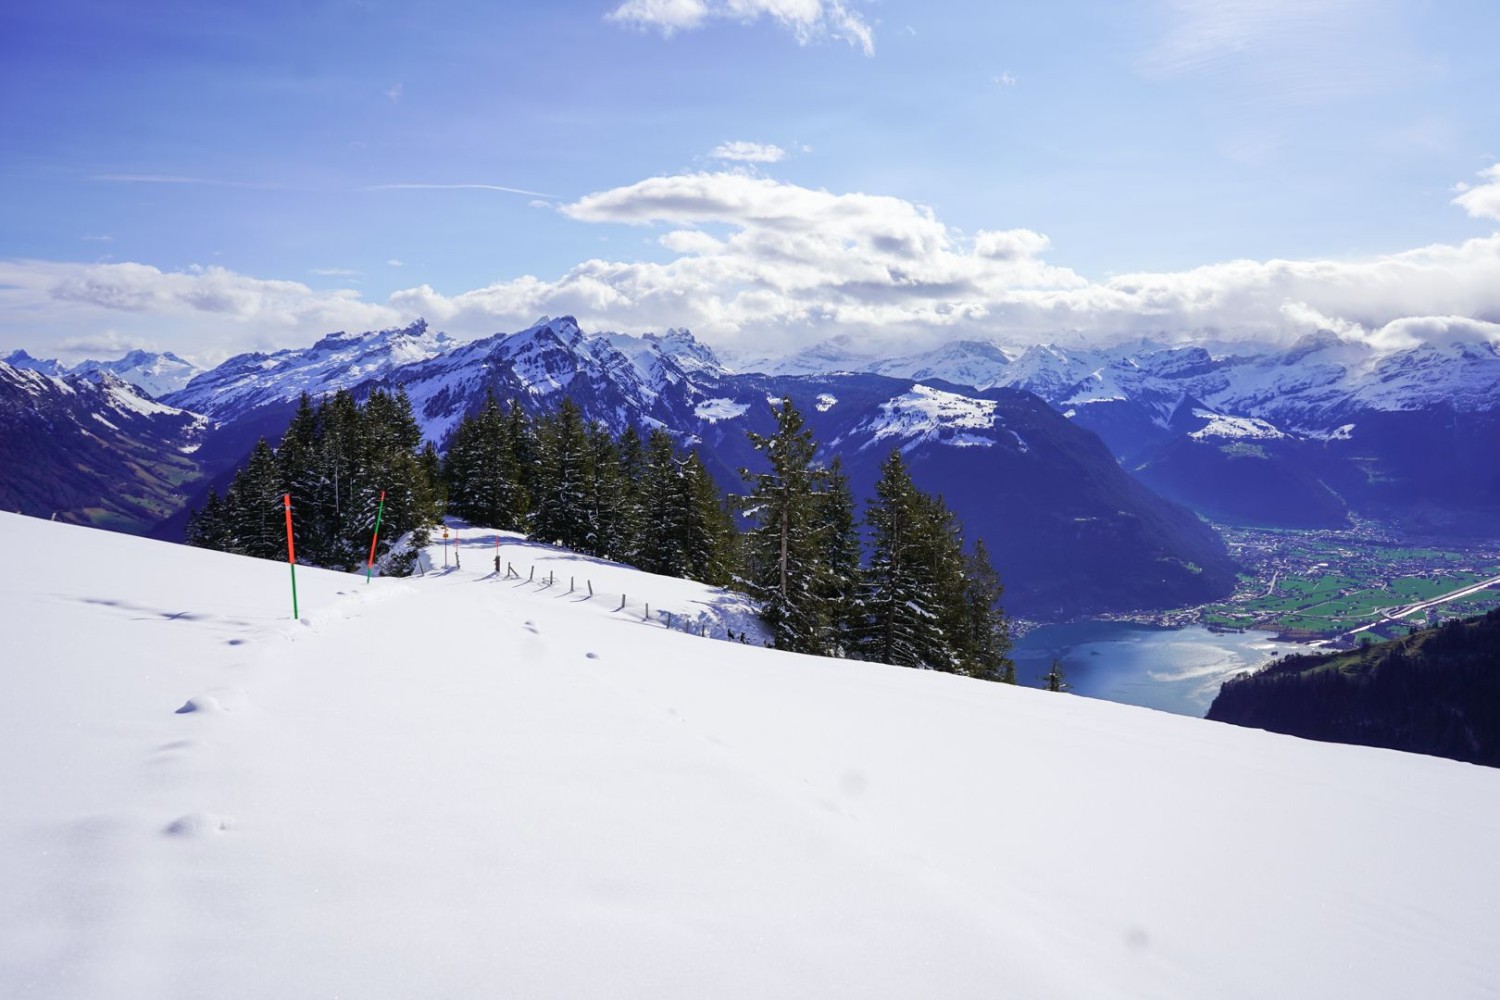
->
<box><xmin>226</xmin><ymin>438</ymin><xmax>288</xmax><ymax>560</ymax></box>
<box><xmin>636</xmin><ymin>428</ymin><xmax>688</xmax><ymax>577</ymax></box>
<box><xmin>680</xmin><ymin>451</ymin><xmax>739</xmax><ymax>587</ymax></box>
<box><xmin>530</xmin><ymin>399</ymin><xmax>591</xmax><ymax>551</ymax></box>
<box><xmin>956</xmin><ymin>538</ymin><xmax>1014</xmax><ymax>681</ymax></box>
<box><xmin>740</xmin><ymin>397</ymin><xmax>831</xmax><ymax>654</ymax></box>
<box><xmin>859</xmin><ymin>449</ymin><xmax>943</xmax><ymax>667</ymax></box>
<box><xmin>817</xmin><ymin>458</ymin><xmax>864</xmax><ymax>655</ymax></box>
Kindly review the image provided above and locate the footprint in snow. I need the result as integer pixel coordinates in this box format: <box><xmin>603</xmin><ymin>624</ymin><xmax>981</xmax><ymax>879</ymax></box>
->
<box><xmin>523</xmin><ymin>621</ymin><xmax>540</xmax><ymax>634</ymax></box>
<box><xmin>175</xmin><ymin>689</ymin><xmax>251</xmax><ymax>714</ymax></box>
<box><xmin>585</xmin><ymin>651</ymin><xmax>600</xmax><ymax>659</ymax></box>
<box><xmin>163</xmin><ymin>812</ymin><xmax>233</xmax><ymax>837</ymax></box>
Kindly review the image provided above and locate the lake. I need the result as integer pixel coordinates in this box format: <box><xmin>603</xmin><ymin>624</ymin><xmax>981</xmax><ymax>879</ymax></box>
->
<box><xmin>1010</xmin><ymin>621</ymin><xmax>1307</xmax><ymax>717</ymax></box>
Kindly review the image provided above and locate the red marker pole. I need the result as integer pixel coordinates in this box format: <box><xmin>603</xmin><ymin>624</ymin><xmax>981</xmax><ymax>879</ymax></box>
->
<box><xmin>283</xmin><ymin>493</ymin><xmax>299</xmax><ymax>620</ymax></box>
<box><xmin>365</xmin><ymin>490</ymin><xmax>387</xmax><ymax>584</ymax></box>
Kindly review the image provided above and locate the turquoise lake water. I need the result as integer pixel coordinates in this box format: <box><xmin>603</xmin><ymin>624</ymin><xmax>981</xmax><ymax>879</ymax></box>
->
<box><xmin>1010</xmin><ymin>621</ymin><xmax>1307</xmax><ymax>717</ymax></box>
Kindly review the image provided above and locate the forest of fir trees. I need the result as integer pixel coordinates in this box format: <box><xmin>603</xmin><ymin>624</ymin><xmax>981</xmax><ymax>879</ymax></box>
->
<box><xmin>187</xmin><ymin>391</ymin><xmax>1015</xmax><ymax>683</ymax></box>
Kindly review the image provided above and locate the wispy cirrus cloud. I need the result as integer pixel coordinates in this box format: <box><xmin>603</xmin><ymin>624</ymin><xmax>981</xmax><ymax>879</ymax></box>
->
<box><xmin>1140</xmin><ymin>0</ymin><xmax>1409</xmax><ymax>103</ymax></box>
<box><xmin>91</xmin><ymin>173</ymin><xmax>284</xmax><ymax>190</ymax></box>
<box><xmin>608</xmin><ymin>0</ymin><xmax>874</xmax><ymax>57</ymax></box>
<box><xmin>367</xmin><ymin>182</ymin><xmax>557</xmax><ymax>198</ymax></box>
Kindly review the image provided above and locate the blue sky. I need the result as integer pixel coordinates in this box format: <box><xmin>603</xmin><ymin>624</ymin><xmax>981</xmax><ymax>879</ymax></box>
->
<box><xmin>2</xmin><ymin>0</ymin><xmax>1498</xmax><ymax>363</ymax></box>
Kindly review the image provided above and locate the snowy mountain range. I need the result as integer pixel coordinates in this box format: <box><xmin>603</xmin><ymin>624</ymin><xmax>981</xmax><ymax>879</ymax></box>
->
<box><xmin>731</xmin><ymin>330</ymin><xmax>1500</xmax><ymax>427</ymax></box>
<box><xmin>152</xmin><ymin>317</ymin><xmax>1235</xmax><ymax>617</ymax></box>
<box><xmin>8</xmin><ymin>316</ymin><xmax>1499</xmax><ymax>610</ymax></box>
<box><xmin>5</xmin><ymin>347</ymin><xmax>203</xmax><ymax>398</ymax></box>
<box><xmin>5</xmin><ymin>511</ymin><xmax>1499</xmax><ymax>999</ymax></box>
<box><xmin>736</xmin><ymin>331</ymin><xmax>1500</xmax><ymax>529</ymax></box>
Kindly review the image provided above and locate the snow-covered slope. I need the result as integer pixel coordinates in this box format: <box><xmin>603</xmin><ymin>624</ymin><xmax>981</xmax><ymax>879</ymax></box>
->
<box><xmin>4</xmin><ymin>511</ymin><xmax>1498</xmax><ymax>999</ymax></box>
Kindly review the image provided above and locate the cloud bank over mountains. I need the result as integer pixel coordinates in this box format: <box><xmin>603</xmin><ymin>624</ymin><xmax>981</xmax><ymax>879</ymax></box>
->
<box><xmin>4</xmin><ymin>166</ymin><xmax>1499</xmax><ymax>364</ymax></box>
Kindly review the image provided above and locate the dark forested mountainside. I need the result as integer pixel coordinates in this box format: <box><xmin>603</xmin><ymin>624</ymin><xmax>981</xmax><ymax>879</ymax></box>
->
<box><xmin>0</xmin><ymin>361</ymin><xmax>208</xmax><ymax>533</ymax></box>
<box><xmin>1207</xmin><ymin>610</ymin><xmax>1500</xmax><ymax>766</ymax></box>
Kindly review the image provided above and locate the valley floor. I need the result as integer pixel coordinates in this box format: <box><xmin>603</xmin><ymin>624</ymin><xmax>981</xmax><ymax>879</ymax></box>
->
<box><xmin>3</xmin><ymin>513</ymin><xmax>1500</xmax><ymax>999</ymax></box>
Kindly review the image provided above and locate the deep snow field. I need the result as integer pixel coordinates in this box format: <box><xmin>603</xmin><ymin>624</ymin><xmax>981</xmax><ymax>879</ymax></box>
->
<box><xmin>3</xmin><ymin>511</ymin><xmax>1499</xmax><ymax>999</ymax></box>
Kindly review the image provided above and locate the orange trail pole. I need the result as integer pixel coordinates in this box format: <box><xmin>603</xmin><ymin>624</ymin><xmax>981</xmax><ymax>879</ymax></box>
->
<box><xmin>365</xmin><ymin>490</ymin><xmax>387</xmax><ymax>583</ymax></box>
<box><xmin>283</xmin><ymin>493</ymin><xmax>299</xmax><ymax>619</ymax></box>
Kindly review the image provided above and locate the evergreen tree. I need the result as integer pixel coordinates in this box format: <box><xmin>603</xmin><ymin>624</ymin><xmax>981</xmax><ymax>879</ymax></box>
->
<box><xmin>226</xmin><ymin>439</ymin><xmax>288</xmax><ymax>560</ymax></box>
<box><xmin>185</xmin><ymin>486</ymin><xmax>230</xmax><ymax>550</ymax></box>
<box><xmin>955</xmin><ymin>538</ymin><xmax>1014</xmax><ymax>681</ymax></box>
<box><xmin>680</xmin><ymin>451</ymin><xmax>739</xmax><ymax>587</ymax></box>
<box><xmin>531</xmin><ymin>398</ymin><xmax>591</xmax><ymax>551</ymax></box>
<box><xmin>443</xmin><ymin>393</ymin><xmax>520</xmax><ymax>530</ymax></box>
<box><xmin>199</xmin><ymin>387</ymin><xmax>442</xmax><ymax>574</ymax></box>
<box><xmin>817</xmin><ymin>458</ymin><xmax>864</xmax><ymax>655</ymax></box>
<box><xmin>582</xmin><ymin>421</ymin><xmax>628</xmax><ymax>560</ymax></box>
<box><xmin>1042</xmin><ymin>659</ymin><xmax>1071</xmax><ymax>693</ymax></box>
<box><xmin>355</xmin><ymin>387</ymin><xmax>433</xmax><ymax>574</ymax></box>
<box><xmin>315</xmin><ymin>390</ymin><xmax>364</xmax><ymax>567</ymax></box>
<box><xmin>740</xmin><ymin>397</ymin><xmax>831</xmax><ymax>654</ymax></box>
<box><xmin>636</xmin><ymin>428</ymin><xmax>687</xmax><ymax>577</ymax></box>
<box><xmin>859</xmin><ymin>449</ymin><xmax>946</xmax><ymax>667</ymax></box>
<box><xmin>503</xmin><ymin>400</ymin><xmax>536</xmax><ymax>530</ymax></box>
<box><xmin>613</xmin><ymin>425</ymin><xmax>648</xmax><ymax>563</ymax></box>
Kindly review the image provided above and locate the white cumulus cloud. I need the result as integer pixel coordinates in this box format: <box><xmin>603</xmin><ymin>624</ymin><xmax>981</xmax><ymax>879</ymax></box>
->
<box><xmin>608</xmin><ymin>0</ymin><xmax>874</xmax><ymax>56</ymax></box>
<box><xmin>1453</xmin><ymin>165</ymin><xmax>1500</xmax><ymax>222</ymax></box>
<box><xmin>6</xmin><ymin>168</ymin><xmax>1500</xmax><ymax>363</ymax></box>
<box><xmin>709</xmin><ymin>141</ymin><xmax>787</xmax><ymax>163</ymax></box>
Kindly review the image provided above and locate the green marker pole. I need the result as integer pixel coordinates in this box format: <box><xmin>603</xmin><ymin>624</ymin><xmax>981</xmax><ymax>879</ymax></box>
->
<box><xmin>365</xmin><ymin>490</ymin><xmax>387</xmax><ymax>583</ymax></box>
<box><xmin>283</xmin><ymin>493</ymin><xmax>299</xmax><ymax>619</ymax></box>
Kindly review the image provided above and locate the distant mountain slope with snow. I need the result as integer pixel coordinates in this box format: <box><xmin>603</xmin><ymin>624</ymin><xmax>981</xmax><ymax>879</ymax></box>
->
<box><xmin>72</xmin><ymin>349</ymin><xmax>202</xmax><ymax>398</ymax></box>
<box><xmin>0</xmin><ymin>362</ymin><xmax>209</xmax><ymax>531</ymax></box>
<box><xmin>162</xmin><ymin>319</ymin><xmax>455</xmax><ymax>417</ymax></box>
<box><xmin>139</xmin><ymin>319</ymin><xmax>1231</xmax><ymax>615</ymax></box>
<box><xmin>6</xmin><ymin>347</ymin><xmax>202</xmax><ymax>397</ymax></box>
<box><xmin>3</xmin><ymin>512</ymin><xmax>1499</xmax><ymax>999</ymax></box>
